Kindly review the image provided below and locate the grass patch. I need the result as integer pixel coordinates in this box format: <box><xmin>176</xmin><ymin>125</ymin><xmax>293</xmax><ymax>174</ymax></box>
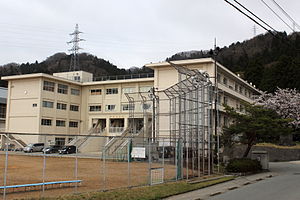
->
<box><xmin>29</xmin><ymin>176</ymin><xmax>234</xmax><ymax>200</ymax></box>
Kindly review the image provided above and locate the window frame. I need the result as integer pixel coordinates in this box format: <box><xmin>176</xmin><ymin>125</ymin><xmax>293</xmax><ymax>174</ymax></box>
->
<box><xmin>57</xmin><ymin>84</ymin><xmax>68</xmax><ymax>94</ymax></box>
<box><xmin>69</xmin><ymin>121</ymin><xmax>79</xmax><ymax>128</ymax></box>
<box><xmin>106</xmin><ymin>88</ymin><xmax>118</xmax><ymax>95</ymax></box>
<box><xmin>105</xmin><ymin>104</ymin><xmax>116</xmax><ymax>111</ymax></box>
<box><xmin>41</xmin><ymin>119</ymin><xmax>52</xmax><ymax>126</ymax></box>
<box><xmin>42</xmin><ymin>100</ymin><xmax>54</xmax><ymax>108</ymax></box>
<box><xmin>71</xmin><ymin>88</ymin><xmax>80</xmax><ymax>96</ymax></box>
<box><xmin>43</xmin><ymin>81</ymin><xmax>55</xmax><ymax>92</ymax></box>
<box><xmin>57</xmin><ymin>102</ymin><xmax>67</xmax><ymax>110</ymax></box>
<box><xmin>70</xmin><ymin>104</ymin><xmax>79</xmax><ymax>112</ymax></box>
<box><xmin>56</xmin><ymin>120</ymin><xmax>66</xmax><ymax>127</ymax></box>
<box><xmin>90</xmin><ymin>89</ymin><xmax>102</xmax><ymax>95</ymax></box>
<box><xmin>89</xmin><ymin>105</ymin><xmax>101</xmax><ymax>112</ymax></box>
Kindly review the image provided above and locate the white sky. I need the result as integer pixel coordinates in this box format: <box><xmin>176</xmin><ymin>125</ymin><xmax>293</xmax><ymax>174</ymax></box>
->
<box><xmin>0</xmin><ymin>0</ymin><xmax>299</xmax><ymax>69</ymax></box>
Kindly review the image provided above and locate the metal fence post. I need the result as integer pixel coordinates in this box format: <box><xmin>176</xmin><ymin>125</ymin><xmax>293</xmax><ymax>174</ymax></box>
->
<box><xmin>103</xmin><ymin>146</ymin><xmax>106</xmax><ymax>191</ymax></box>
<box><xmin>148</xmin><ymin>137</ymin><xmax>151</xmax><ymax>185</ymax></box>
<box><xmin>75</xmin><ymin>135</ymin><xmax>78</xmax><ymax>193</ymax></box>
<box><xmin>127</xmin><ymin>138</ymin><xmax>130</xmax><ymax>188</ymax></box>
<box><xmin>3</xmin><ymin>141</ymin><xmax>8</xmax><ymax>200</ymax></box>
<box><xmin>42</xmin><ymin>136</ymin><xmax>46</xmax><ymax>196</ymax></box>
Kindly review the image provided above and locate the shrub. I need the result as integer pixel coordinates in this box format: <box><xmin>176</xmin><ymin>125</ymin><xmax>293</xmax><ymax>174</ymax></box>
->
<box><xmin>225</xmin><ymin>158</ymin><xmax>262</xmax><ymax>173</ymax></box>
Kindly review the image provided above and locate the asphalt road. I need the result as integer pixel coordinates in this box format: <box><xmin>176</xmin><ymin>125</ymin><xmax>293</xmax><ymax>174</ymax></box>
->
<box><xmin>210</xmin><ymin>161</ymin><xmax>300</xmax><ymax>200</ymax></box>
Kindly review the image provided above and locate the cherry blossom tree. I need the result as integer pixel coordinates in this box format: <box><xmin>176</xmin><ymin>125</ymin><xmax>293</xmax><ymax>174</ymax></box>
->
<box><xmin>255</xmin><ymin>88</ymin><xmax>300</xmax><ymax>129</ymax></box>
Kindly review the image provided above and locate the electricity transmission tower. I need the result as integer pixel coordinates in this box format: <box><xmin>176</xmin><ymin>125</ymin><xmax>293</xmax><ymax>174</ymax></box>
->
<box><xmin>67</xmin><ymin>24</ymin><xmax>84</xmax><ymax>71</ymax></box>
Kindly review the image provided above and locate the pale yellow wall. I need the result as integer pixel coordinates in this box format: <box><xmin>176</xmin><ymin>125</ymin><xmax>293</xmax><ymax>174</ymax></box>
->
<box><xmin>40</xmin><ymin>78</ymin><xmax>81</xmax><ymax>135</ymax></box>
<box><xmin>81</xmin><ymin>80</ymin><xmax>153</xmax><ymax>135</ymax></box>
<box><xmin>6</xmin><ymin>78</ymin><xmax>41</xmax><ymax>134</ymax></box>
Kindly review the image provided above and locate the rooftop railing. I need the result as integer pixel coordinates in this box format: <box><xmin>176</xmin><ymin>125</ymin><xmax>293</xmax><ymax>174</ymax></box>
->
<box><xmin>93</xmin><ymin>73</ymin><xmax>154</xmax><ymax>82</ymax></box>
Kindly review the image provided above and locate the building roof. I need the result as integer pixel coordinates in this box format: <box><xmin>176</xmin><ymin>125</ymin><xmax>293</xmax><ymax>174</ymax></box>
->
<box><xmin>145</xmin><ymin>58</ymin><xmax>261</xmax><ymax>94</ymax></box>
<box><xmin>1</xmin><ymin>73</ymin><xmax>154</xmax><ymax>86</ymax></box>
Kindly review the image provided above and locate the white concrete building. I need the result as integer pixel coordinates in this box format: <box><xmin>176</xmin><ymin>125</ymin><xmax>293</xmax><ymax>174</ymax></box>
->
<box><xmin>1</xmin><ymin>58</ymin><xmax>260</xmax><ymax>151</ymax></box>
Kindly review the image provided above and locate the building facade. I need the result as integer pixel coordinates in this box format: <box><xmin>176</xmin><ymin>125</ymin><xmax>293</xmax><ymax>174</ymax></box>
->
<box><xmin>2</xmin><ymin>58</ymin><xmax>260</xmax><ymax>150</ymax></box>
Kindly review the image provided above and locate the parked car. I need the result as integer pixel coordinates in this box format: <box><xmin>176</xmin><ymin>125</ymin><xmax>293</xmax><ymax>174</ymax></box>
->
<box><xmin>23</xmin><ymin>143</ymin><xmax>44</xmax><ymax>153</ymax></box>
<box><xmin>58</xmin><ymin>145</ymin><xmax>76</xmax><ymax>154</ymax></box>
<box><xmin>42</xmin><ymin>145</ymin><xmax>62</xmax><ymax>154</ymax></box>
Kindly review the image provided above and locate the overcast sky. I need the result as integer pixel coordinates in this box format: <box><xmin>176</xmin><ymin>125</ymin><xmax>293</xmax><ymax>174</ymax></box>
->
<box><xmin>0</xmin><ymin>0</ymin><xmax>299</xmax><ymax>69</ymax></box>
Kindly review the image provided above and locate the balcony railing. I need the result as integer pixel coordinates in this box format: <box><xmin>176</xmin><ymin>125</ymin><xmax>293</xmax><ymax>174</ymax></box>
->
<box><xmin>109</xmin><ymin>127</ymin><xmax>125</xmax><ymax>133</ymax></box>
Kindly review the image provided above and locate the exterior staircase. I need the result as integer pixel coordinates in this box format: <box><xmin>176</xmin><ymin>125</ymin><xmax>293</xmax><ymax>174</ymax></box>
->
<box><xmin>104</xmin><ymin>123</ymin><xmax>152</xmax><ymax>160</ymax></box>
<box><xmin>67</xmin><ymin>120</ymin><xmax>107</xmax><ymax>153</ymax></box>
<box><xmin>0</xmin><ymin>134</ymin><xmax>27</xmax><ymax>150</ymax></box>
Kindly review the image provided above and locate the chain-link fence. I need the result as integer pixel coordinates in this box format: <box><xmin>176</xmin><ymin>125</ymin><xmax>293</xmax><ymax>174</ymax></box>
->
<box><xmin>0</xmin><ymin>132</ymin><xmax>214</xmax><ymax>199</ymax></box>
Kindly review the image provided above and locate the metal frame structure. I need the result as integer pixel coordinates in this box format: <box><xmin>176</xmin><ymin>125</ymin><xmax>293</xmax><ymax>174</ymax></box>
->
<box><xmin>125</xmin><ymin>61</ymin><xmax>215</xmax><ymax>179</ymax></box>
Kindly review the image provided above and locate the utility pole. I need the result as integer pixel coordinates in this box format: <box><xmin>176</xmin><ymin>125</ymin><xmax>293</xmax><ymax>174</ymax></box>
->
<box><xmin>213</xmin><ymin>38</ymin><xmax>219</xmax><ymax>173</ymax></box>
<box><xmin>68</xmin><ymin>24</ymin><xmax>84</xmax><ymax>71</ymax></box>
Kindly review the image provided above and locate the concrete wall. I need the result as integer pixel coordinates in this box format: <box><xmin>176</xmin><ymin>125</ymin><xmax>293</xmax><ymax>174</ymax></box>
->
<box><xmin>227</xmin><ymin>145</ymin><xmax>300</xmax><ymax>162</ymax></box>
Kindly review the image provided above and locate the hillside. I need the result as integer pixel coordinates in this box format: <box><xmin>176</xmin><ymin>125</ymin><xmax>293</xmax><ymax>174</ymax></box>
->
<box><xmin>0</xmin><ymin>53</ymin><xmax>152</xmax><ymax>87</ymax></box>
<box><xmin>167</xmin><ymin>32</ymin><xmax>300</xmax><ymax>92</ymax></box>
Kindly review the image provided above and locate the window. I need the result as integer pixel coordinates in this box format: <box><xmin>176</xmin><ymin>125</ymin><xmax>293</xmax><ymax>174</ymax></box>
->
<box><xmin>106</xmin><ymin>88</ymin><xmax>118</xmax><ymax>94</ymax></box>
<box><xmin>105</xmin><ymin>104</ymin><xmax>116</xmax><ymax>111</ymax></box>
<box><xmin>218</xmin><ymin>94</ymin><xmax>222</xmax><ymax>105</ymax></box>
<box><xmin>223</xmin><ymin>77</ymin><xmax>228</xmax><ymax>85</ymax></box>
<box><xmin>0</xmin><ymin>103</ymin><xmax>6</xmax><ymax>118</ymax></box>
<box><xmin>223</xmin><ymin>96</ymin><xmax>228</xmax><ymax>105</ymax></box>
<box><xmin>235</xmin><ymin>84</ymin><xmax>238</xmax><ymax>91</ymax></box>
<box><xmin>42</xmin><ymin>101</ymin><xmax>54</xmax><ymax>108</ymax></box>
<box><xmin>69</xmin><ymin>121</ymin><xmax>79</xmax><ymax>128</ymax></box>
<box><xmin>217</xmin><ymin>74</ymin><xmax>221</xmax><ymax>83</ymax></box>
<box><xmin>71</xmin><ymin>88</ymin><xmax>80</xmax><ymax>96</ymax></box>
<box><xmin>32</xmin><ymin>103</ymin><xmax>37</xmax><ymax>107</ymax></box>
<box><xmin>74</xmin><ymin>76</ymin><xmax>80</xmax><ymax>81</ymax></box>
<box><xmin>56</xmin><ymin>120</ymin><xmax>66</xmax><ymax>127</ymax></box>
<box><xmin>240</xmin><ymin>105</ymin><xmax>244</xmax><ymax>113</ymax></box>
<box><xmin>122</xmin><ymin>104</ymin><xmax>135</xmax><ymax>111</ymax></box>
<box><xmin>57</xmin><ymin>84</ymin><xmax>68</xmax><ymax>94</ymax></box>
<box><xmin>224</xmin><ymin>116</ymin><xmax>229</xmax><ymax>127</ymax></box>
<box><xmin>89</xmin><ymin>105</ymin><xmax>101</xmax><ymax>112</ymax></box>
<box><xmin>41</xmin><ymin>119</ymin><xmax>52</xmax><ymax>126</ymax></box>
<box><xmin>43</xmin><ymin>81</ymin><xmax>55</xmax><ymax>92</ymax></box>
<box><xmin>90</xmin><ymin>89</ymin><xmax>102</xmax><ymax>95</ymax></box>
<box><xmin>70</xmin><ymin>105</ymin><xmax>79</xmax><ymax>111</ymax></box>
<box><xmin>57</xmin><ymin>103</ymin><xmax>67</xmax><ymax>110</ymax></box>
<box><xmin>140</xmin><ymin>86</ymin><xmax>152</xmax><ymax>92</ymax></box>
<box><xmin>122</xmin><ymin>87</ymin><xmax>135</xmax><ymax>94</ymax></box>
<box><xmin>244</xmin><ymin>90</ymin><xmax>248</xmax><ymax>97</ymax></box>
<box><xmin>239</xmin><ymin>86</ymin><xmax>243</xmax><ymax>94</ymax></box>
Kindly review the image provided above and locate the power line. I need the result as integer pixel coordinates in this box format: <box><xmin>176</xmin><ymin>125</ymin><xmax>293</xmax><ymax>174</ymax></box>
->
<box><xmin>232</xmin><ymin>0</ymin><xmax>278</xmax><ymax>33</ymax></box>
<box><xmin>224</xmin><ymin>0</ymin><xmax>300</xmax><ymax>51</ymax></box>
<box><xmin>270</xmin><ymin>0</ymin><xmax>300</xmax><ymax>31</ymax></box>
<box><xmin>260</xmin><ymin>0</ymin><xmax>294</xmax><ymax>32</ymax></box>
<box><xmin>224</xmin><ymin>0</ymin><xmax>277</xmax><ymax>37</ymax></box>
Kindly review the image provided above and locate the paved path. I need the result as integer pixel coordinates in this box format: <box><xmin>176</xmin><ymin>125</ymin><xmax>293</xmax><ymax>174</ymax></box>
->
<box><xmin>166</xmin><ymin>161</ymin><xmax>300</xmax><ymax>200</ymax></box>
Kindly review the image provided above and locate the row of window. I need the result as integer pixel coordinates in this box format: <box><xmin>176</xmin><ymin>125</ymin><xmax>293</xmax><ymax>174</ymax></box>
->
<box><xmin>42</xmin><ymin>100</ymin><xmax>79</xmax><ymax>111</ymax></box>
<box><xmin>89</xmin><ymin>105</ymin><xmax>116</xmax><ymax>112</ymax></box>
<box><xmin>41</xmin><ymin>119</ymin><xmax>79</xmax><ymax>127</ymax></box>
<box><xmin>90</xmin><ymin>86</ymin><xmax>152</xmax><ymax>95</ymax></box>
<box><xmin>218</xmin><ymin>94</ymin><xmax>245</xmax><ymax>113</ymax></box>
<box><xmin>43</xmin><ymin>81</ymin><xmax>80</xmax><ymax>96</ymax></box>
<box><xmin>88</xmin><ymin>103</ymin><xmax>150</xmax><ymax>112</ymax></box>
<box><xmin>217</xmin><ymin>74</ymin><xmax>253</xmax><ymax>99</ymax></box>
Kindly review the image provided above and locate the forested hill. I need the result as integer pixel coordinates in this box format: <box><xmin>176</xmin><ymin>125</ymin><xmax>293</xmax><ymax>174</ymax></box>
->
<box><xmin>0</xmin><ymin>53</ymin><xmax>152</xmax><ymax>87</ymax></box>
<box><xmin>167</xmin><ymin>32</ymin><xmax>300</xmax><ymax>92</ymax></box>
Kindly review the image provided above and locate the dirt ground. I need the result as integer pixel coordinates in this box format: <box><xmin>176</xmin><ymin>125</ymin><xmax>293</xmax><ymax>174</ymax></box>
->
<box><xmin>0</xmin><ymin>153</ymin><xmax>176</xmax><ymax>200</ymax></box>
